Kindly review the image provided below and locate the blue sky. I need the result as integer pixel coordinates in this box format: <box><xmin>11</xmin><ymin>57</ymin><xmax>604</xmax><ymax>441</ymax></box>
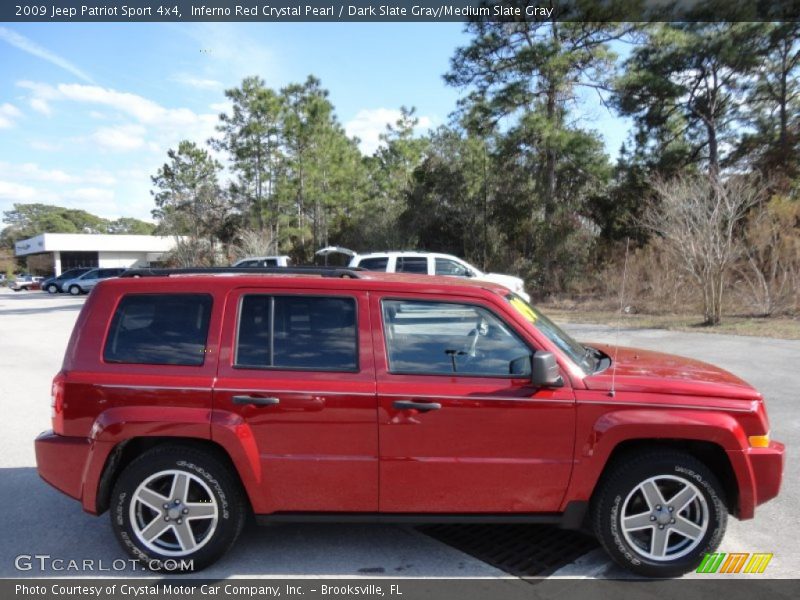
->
<box><xmin>0</xmin><ymin>22</ymin><xmax>628</xmax><ymax>225</ymax></box>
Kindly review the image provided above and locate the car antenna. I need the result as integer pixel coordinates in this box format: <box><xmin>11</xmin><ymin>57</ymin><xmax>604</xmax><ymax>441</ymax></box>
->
<box><xmin>610</xmin><ymin>238</ymin><xmax>631</xmax><ymax>398</ymax></box>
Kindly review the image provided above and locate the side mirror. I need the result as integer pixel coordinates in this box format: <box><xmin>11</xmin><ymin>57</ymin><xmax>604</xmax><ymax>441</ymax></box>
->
<box><xmin>531</xmin><ymin>351</ymin><xmax>564</xmax><ymax>388</ymax></box>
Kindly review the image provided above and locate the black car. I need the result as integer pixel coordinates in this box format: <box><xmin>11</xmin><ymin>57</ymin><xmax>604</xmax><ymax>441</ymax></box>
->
<box><xmin>40</xmin><ymin>268</ymin><xmax>95</xmax><ymax>294</ymax></box>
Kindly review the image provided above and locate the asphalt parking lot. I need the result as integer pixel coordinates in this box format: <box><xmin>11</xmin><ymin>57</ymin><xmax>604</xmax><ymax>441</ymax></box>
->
<box><xmin>0</xmin><ymin>288</ymin><xmax>797</xmax><ymax>579</ymax></box>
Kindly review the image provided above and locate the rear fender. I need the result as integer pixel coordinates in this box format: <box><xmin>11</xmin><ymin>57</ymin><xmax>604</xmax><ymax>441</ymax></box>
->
<box><xmin>83</xmin><ymin>407</ymin><xmax>262</xmax><ymax>514</ymax></box>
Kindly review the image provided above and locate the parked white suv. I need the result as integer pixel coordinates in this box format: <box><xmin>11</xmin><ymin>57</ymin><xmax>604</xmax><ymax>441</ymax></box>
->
<box><xmin>316</xmin><ymin>247</ymin><xmax>530</xmax><ymax>301</ymax></box>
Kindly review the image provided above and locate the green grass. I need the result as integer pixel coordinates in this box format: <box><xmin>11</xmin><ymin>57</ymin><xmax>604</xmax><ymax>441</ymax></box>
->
<box><xmin>539</xmin><ymin>305</ymin><xmax>800</xmax><ymax>340</ymax></box>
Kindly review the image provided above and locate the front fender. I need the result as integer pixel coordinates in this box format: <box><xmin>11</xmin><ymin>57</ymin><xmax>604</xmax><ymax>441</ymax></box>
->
<box><xmin>563</xmin><ymin>408</ymin><xmax>756</xmax><ymax>517</ymax></box>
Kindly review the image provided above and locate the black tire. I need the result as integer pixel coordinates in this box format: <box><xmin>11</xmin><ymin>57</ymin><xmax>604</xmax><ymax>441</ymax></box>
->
<box><xmin>46</xmin><ymin>284</ymin><xmax>58</xmax><ymax>294</ymax></box>
<box><xmin>110</xmin><ymin>445</ymin><xmax>247</xmax><ymax>573</ymax></box>
<box><xmin>592</xmin><ymin>449</ymin><xmax>727</xmax><ymax>578</ymax></box>
<box><xmin>68</xmin><ymin>285</ymin><xmax>81</xmax><ymax>295</ymax></box>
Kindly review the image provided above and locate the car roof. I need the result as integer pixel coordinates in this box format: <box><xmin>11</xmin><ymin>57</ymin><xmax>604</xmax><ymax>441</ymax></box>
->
<box><xmin>234</xmin><ymin>255</ymin><xmax>290</xmax><ymax>261</ymax></box>
<box><xmin>99</xmin><ymin>270</ymin><xmax>510</xmax><ymax>298</ymax></box>
<box><xmin>355</xmin><ymin>251</ymin><xmax>468</xmax><ymax>261</ymax></box>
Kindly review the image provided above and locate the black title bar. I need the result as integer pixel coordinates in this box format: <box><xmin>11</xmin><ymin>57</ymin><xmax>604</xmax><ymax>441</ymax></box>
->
<box><xmin>3</xmin><ymin>0</ymin><xmax>800</xmax><ymax>22</ymax></box>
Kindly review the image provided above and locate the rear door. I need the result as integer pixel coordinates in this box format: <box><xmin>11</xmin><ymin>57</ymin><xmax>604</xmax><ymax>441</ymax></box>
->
<box><xmin>372</xmin><ymin>293</ymin><xmax>576</xmax><ymax>513</ymax></box>
<box><xmin>213</xmin><ymin>287</ymin><xmax>378</xmax><ymax>513</ymax></box>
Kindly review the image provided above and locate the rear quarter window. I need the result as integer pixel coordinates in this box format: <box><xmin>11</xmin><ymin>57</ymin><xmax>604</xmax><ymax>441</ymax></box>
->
<box><xmin>104</xmin><ymin>294</ymin><xmax>213</xmax><ymax>366</ymax></box>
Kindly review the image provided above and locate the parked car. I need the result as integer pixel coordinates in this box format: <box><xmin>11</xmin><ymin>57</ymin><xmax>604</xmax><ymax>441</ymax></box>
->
<box><xmin>232</xmin><ymin>256</ymin><xmax>292</xmax><ymax>268</ymax></box>
<box><xmin>10</xmin><ymin>274</ymin><xmax>43</xmax><ymax>291</ymax></box>
<box><xmin>35</xmin><ymin>267</ymin><xmax>783</xmax><ymax>576</ymax></box>
<box><xmin>60</xmin><ymin>267</ymin><xmax>127</xmax><ymax>295</ymax></box>
<box><xmin>316</xmin><ymin>247</ymin><xmax>530</xmax><ymax>301</ymax></box>
<box><xmin>40</xmin><ymin>267</ymin><xmax>95</xmax><ymax>294</ymax></box>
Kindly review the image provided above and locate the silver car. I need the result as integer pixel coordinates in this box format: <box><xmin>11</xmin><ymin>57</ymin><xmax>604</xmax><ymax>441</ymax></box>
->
<box><xmin>61</xmin><ymin>267</ymin><xmax>126</xmax><ymax>295</ymax></box>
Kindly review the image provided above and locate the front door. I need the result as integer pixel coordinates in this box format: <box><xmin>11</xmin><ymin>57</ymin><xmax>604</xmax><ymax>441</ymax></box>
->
<box><xmin>373</xmin><ymin>294</ymin><xmax>576</xmax><ymax>513</ymax></box>
<box><xmin>214</xmin><ymin>288</ymin><xmax>378</xmax><ymax>513</ymax></box>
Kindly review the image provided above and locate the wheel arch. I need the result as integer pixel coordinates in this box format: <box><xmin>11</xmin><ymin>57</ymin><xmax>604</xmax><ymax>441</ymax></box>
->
<box><xmin>95</xmin><ymin>437</ymin><xmax>251</xmax><ymax>516</ymax></box>
<box><xmin>592</xmin><ymin>439</ymin><xmax>739</xmax><ymax>518</ymax></box>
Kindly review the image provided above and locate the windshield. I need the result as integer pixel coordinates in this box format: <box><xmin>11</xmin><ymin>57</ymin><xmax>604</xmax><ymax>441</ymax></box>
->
<box><xmin>506</xmin><ymin>293</ymin><xmax>595</xmax><ymax>373</ymax></box>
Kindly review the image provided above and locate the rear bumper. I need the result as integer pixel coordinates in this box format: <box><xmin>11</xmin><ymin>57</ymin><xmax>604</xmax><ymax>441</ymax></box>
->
<box><xmin>34</xmin><ymin>430</ymin><xmax>91</xmax><ymax>502</ymax></box>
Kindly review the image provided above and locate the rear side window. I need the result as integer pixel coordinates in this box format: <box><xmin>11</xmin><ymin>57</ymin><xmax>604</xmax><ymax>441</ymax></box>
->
<box><xmin>104</xmin><ymin>294</ymin><xmax>213</xmax><ymax>365</ymax></box>
<box><xmin>396</xmin><ymin>257</ymin><xmax>428</xmax><ymax>273</ymax></box>
<box><xmin>357</xmin><ymin>257</ymin><xmax>389</xmax><ymax>271</ymax></box>
<box><xmin>236</xmin><ymin>295</ymin><xmax>357</xmax><ymax>371</ymax></box>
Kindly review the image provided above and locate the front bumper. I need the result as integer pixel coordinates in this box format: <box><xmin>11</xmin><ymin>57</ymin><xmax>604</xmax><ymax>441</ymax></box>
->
<box><xmin>34</xmin><ymin>430</ymin><xmax>91</xmax><ymax>502</ymax></box>
<box><xmin>748</xmin><ymin>440</ymin><xmax>785</xmax><ymax>507</ymax></box>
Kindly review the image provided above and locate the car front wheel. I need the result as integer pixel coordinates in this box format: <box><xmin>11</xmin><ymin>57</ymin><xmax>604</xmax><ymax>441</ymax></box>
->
<box><xmin>68</xmin><ymin>285</ymin><xmax>81</xmax><ymax>295</ymax></box>
<box><xmin>110</xmin><ymin>445</ymin><xmax>246</xmax><ymax>572</ymax></box>
<box><xmin>46</xmin><ymin>284</ymin><xmax>58</xmax><ymax>294</ymax></box>
<box><xmin>592</xmin><ymin>449</ymin><xmax>727</xmax><ymax>578</ymax></box>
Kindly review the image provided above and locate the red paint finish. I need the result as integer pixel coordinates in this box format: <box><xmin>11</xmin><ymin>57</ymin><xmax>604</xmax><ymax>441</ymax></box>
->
<box><xmin>369</xmin><ymin>293</ymin><xmax>575</xmax><ymax>513</ymax></box>
<box><xmin>33</xmin><ymin>273</ymin><xmax>783</xmax><ymax>526</ymax></box>
<box><xmin>212</xmin><ymin>287</ymin><xmax>378</xmax><ymax>513</ymax></box>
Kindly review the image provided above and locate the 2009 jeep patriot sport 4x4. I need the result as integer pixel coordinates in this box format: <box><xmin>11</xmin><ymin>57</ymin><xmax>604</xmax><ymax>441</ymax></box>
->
<box><xmin>35</xmin><ymin>267</ymin><xmax>784</xmax><ymax>577</ymax></box>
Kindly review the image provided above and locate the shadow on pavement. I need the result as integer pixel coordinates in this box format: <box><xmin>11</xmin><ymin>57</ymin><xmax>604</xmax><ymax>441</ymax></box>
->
<box><xmin>0</xmin><ymin>467</ymin><xmax>499</xmax><ymax>579</ymax></box>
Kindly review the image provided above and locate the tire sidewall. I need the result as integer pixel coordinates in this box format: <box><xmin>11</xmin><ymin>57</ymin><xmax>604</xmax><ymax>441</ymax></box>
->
<box><xmin>597</xmin><ymin>455</ymin><xmax>727</xmax><ymax>578</ymax></box>
<box><xmin>111</xmin><ymin>450</ymin><xmax>242</xmax><ymax>573</ymax></box>
<box><xmin>69</xmin><ymin>285</ymin><xmax>80</xmax><ymax>295</ymax></box>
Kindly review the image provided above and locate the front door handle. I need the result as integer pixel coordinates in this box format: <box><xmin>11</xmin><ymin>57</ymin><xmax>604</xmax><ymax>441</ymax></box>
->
<box><xmin>393</xmin><ymin>400</ymin><xmax>442</xmax><ymax>412</ymax></box>
<box><xmin>233</xmin><ymin>395</ymin><xmax>280</xmax><ymax>407</ymax></box>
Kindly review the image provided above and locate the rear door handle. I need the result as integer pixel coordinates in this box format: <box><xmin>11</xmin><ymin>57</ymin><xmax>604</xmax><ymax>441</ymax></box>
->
<box><xmin>393</xmin><ymin>400</ymin><xmax>441</xmax><ymax>412</ymax></box>
<box><xmin>232</xmin><ymin>395</ymin><xmax>280</xmax><ymax>407</ymax></box>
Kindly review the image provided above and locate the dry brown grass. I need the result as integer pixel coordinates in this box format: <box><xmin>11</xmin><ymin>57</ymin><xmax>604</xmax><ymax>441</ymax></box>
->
<box><xmin>539</xmin><ymin>303</ymin><xmax>800</xmax><ymax>340</ymax></box>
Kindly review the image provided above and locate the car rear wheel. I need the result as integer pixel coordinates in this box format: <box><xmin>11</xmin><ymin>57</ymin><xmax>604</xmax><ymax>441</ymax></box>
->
<box><xmin>110</xmin><ymin>445</ymin><xmax>246</xmax><ymax>572</ymax></box>
<box><xmin>68</xmin><ymin>285</ymin><xmax>81</xmax><ymax>295</ymax></box>
<box><xmin>46</xmin><ymin>284</ymin><xmax>58</xmax><ymax>294</ymax></box>
<box><xmin>592</xmin><ymin>449</ymin><xmax>727</xmax><ymax>578</ymax></box>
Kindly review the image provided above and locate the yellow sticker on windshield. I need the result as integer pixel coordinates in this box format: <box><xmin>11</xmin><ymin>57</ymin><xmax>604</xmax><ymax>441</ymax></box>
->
<box><xmin>510</xmin><ymin>296</ymin><xmax>538</xmax><ymax>324</ymax></box>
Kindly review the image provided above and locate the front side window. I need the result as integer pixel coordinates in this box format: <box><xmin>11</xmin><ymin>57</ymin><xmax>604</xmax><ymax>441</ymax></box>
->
<box><xmin>435</xmin><ymin>258</ymin><xmax>471</xmax><ymax>277</ymax></box>
<box><xmin>104</xmin><ymin>294</ymin><xmax>213</xmax><ymax>365</ymax></box>
<box><xmin>382</xmin><ymin>300</ymin><xmax>531</xmax><ymax>377</ymax></box>
<box><xmin>236</xmin><ymin>295</ymin><xmax>358</xmax><ymax>371</ymax></box>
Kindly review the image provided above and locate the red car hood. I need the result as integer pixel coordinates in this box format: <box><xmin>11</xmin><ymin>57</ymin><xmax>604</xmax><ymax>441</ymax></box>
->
<box><xmin>583</xmin><ymin>344</ymin><xmax>762</xmax><ymax>401</ymax></box>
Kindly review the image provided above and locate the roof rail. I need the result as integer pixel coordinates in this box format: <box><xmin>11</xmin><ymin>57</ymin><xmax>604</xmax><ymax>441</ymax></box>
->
<box><xmin>119</xmin><ymin>266</ymin><xmax>364</xmax><ymax>279</ymax></box>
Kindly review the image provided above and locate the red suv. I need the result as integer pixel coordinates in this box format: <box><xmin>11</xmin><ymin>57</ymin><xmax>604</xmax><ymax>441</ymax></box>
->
<box><xmin>35</xmin><ymin>268</ymin><xmax>784</xmax><ymax>576</ymax></box>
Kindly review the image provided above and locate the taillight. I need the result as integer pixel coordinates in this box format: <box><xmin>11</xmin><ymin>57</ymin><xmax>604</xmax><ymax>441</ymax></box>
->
<box><xmin>51</xmin><ymin>372</ymin><xmax>66</xmax><ymax>435</ymax></box>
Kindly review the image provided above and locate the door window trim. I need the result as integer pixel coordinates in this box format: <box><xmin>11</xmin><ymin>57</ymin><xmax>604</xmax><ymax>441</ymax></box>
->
<box><xmin>379</xmin><ymin>297</ymin><xmax>536</xmax><ymax>379</ymax></box>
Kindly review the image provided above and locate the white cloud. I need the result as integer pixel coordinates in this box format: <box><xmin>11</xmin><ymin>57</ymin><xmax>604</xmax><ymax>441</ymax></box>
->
<box><xmin>91</xmin><ymin>125</ymin><xmax>147</xmax><ymax>151</ymax></box>
<box><xmin>0</xmin><ymin>180</ymin><xmax>37</xmax><ymax>200</ymax></box>
<box><xmin>0</xmin><ymin>26</ymin><xmax>93</xmax><ymax>83</ymax></box>
<box><xmin>0</xmin><ymin>162</ymin><xmax>118</xmax><ymax>187</ymax></box>
<box><xmin>64</xmin><ymin>187</ymin><xmax>115</xmax><ymax>203</ymax></box>
<box><xmin>345</xmin><ymin>108</ymin><xmax>433</xmax><ymax>155</ymax></box>
<box><xmin>29</xmin><ymin>97</ymin><xmax>52</xmax><ymax>116</ymax></box>
<box><xmin>58</xmin><ymin>84</ymin><xmax>167</xmax><ymax>124</ymax></box>
<box><xmin>0</xmin><ymin>103</ymin><xmax>22</xmax><ymax>128</ymax></box>
<box><xmin>172</xmin><ymin>74</ymin><xmax>224</xmax><ymax>90</ymax></box>
<box><xmin>30</xmin><ymin>140</ymin><xmax>61</xmax><ymax>152</ymax></box>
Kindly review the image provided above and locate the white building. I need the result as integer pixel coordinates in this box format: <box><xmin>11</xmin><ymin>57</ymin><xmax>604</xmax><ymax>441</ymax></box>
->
<box><xmin>14</xmin><ymin>233</ymin><xmax>181</xmax><ymax>276</ymax></box>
